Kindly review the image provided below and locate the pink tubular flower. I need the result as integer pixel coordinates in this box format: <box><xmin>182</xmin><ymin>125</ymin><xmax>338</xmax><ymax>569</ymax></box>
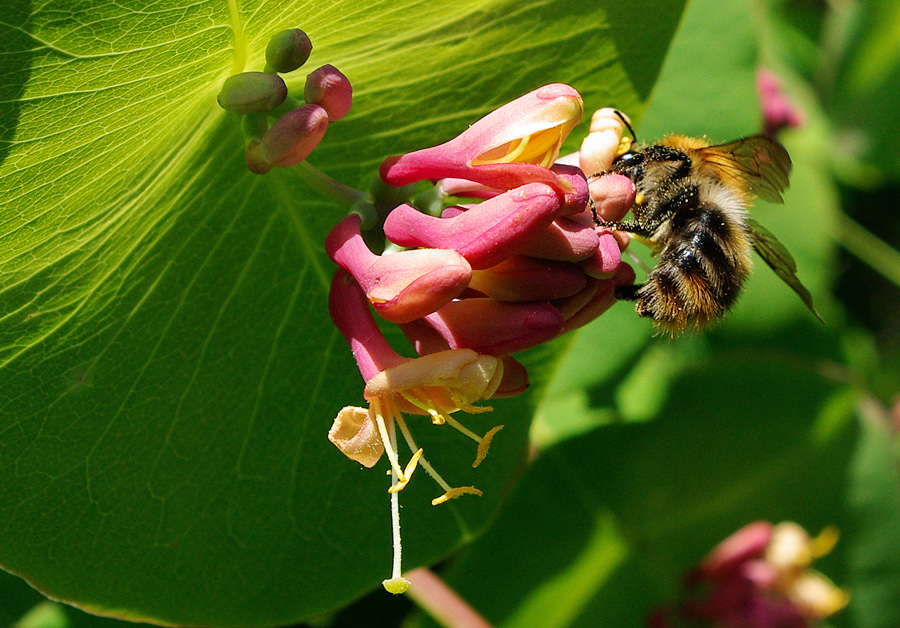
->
<box><xmin>412</xmin><ymin>298</ymin><xmax>564</xmax><ymax>356</ymax></box>
<box><xmin>326</xmin><ymin>214</ymin><xmax>472</xmax><ymax>323</ymax></box>
<box><xmin>380</xmin><ymin>83</ymin><xmax>583</xmax><ymax>194</ymax></box>
<box><xmin>383</xmin><ymin>183</ymin><xmax>564</xmax><ymax>269</ymax></box>
<box><xmin>327</xmin><ymin>269</ymin><xmax>509</xmax><ymax>594</ymax></box>
<box><xmin>674</xmin><ymin>521</ymin><xmax>849</xmax><ymax>628</ymax></box>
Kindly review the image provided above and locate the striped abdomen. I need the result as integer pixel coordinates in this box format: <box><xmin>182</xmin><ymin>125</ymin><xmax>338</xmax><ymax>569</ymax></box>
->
<box><xmin>633</xmin><ymin>203</ymin><xmax>753</xmax><ymax>333</ymax></box>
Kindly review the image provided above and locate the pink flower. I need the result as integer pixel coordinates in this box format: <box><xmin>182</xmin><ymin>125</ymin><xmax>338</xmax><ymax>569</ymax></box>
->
<box><xmin>326</xmin><ymin>214</ymin><xmax>472</xmax><ymax>324</ymax></box>
<box><xmin>380</xmin><ymin>83</ymin><xmax>583</xmax><ymax>194</ymax></box>
<box><xmin>383</xmin><ymin>183</ymin><xmax>564</xmax><ymax>269</ymax></box>
<box><xmin>674</xmin><ymin>521</ymin><xmax>849</xmax><ymax>628</ymax></box>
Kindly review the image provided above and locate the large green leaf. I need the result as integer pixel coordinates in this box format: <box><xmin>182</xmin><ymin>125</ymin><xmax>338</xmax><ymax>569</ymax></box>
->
<box><xmin>0</xmin><ymin>0</ymin><xmax>686</xmax><ymax>625</ymax></box>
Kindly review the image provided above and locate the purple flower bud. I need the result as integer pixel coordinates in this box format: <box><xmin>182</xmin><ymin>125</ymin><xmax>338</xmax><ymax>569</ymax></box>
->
<box><xmin>326</xmin><ymin>215</ymin><xmax>472</xmax><ymax>323</ymax></box>
<box><xmin>468</xmin><ymin>255</ymin><xmax>586</xmax><ymax>302</ymax></box>
<box><xmin>380</xmin><ymin>84</ymin><xmax>583</xmax><ymax>194</ymax></box>
<box><xmin>258</xmin><ymin>104</ymin><xmax>328</xmax><ymax>168</ymax></box>
<box><xmin>412</xmin><ymin>298</ymin><xmax>564</xmax><ymax>356</ymax></box>
<box><xmin>265</xmin><ymin>29</ymin><xmax>313</xmax><ymax>73</ymax></box>
<box><xmin>217</xmin><ymin>72</ymin><xmax>287</xmax><ymax>115</ymax></box>
<box><xmin>304</xmin><ymin>64</ymin><xmax>353</xmax><ymax>121</ymax></box>
<box><xmin>383</xmin><ymin>183</ymin><xmax>563</xmax><ymax>269</ymax></box>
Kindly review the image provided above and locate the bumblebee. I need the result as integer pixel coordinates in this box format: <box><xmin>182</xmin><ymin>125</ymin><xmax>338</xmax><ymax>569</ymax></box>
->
<box><xmin>599</xmin><ymin>131</ymin><xmax>821</xmax><ymax>334</ymax></box>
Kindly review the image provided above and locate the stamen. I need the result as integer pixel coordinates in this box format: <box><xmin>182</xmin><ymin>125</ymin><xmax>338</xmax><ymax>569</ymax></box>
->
<box><xmin>394</xmin><ymin>415</ymin><xmax>453</xmax><ymax>493</ymax></box>
<box><xmin>372</xmin><ymin>398</ymin><xmax>407</xmax><ymax>481</ymax></box>
<box><xmin>432</xmin><ymin>486</ymin><xmax>483</xmax><ymax>506</ymax></box>
<box><xmin>388</xmin><ymin>448</ymin><xmax>423</xmax><ymax>493</ymax></box>
<box><xmin>441</xmin><ymin>414</ymin><xmax>483</xmax><ymax>444</ymax></box>
<box><xmin>473</xmin><ymin>425</ymin><xmax>504</xmax><ymax>468</ymax></box>
<box><xmin>400</xmin><ymin>390</ymin><xmax>445</xmax><ymax>424</ymax></box>
<box><xmin>810</xmin><ymin>526</ymin><xmax>840</xmax><ymax>559</ymax></box>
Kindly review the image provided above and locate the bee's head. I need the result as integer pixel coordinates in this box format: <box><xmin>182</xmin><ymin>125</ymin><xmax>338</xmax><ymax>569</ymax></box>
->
<box><xmin>611</xmin><ymin>149</ymin><xmax>644</xmax><ymax>182</ymax></box>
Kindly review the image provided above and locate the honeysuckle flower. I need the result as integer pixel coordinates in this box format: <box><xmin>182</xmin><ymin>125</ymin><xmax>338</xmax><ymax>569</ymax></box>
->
<box><xmin>383</xmin><ymin>183</ymin><xmax>564</xmax><ymax>269</ymax></box>
<box><xmin>677</xmin><ymin>521</ymin><xmax>849</xmax><ymax>628</ymax></box>
<box><xmin>517</xmin><ymin>214</ymin><xmax>601</xmax><ymax>261</ymax></box>
<box><xmin>304</xmin><ymin>64</ymin><xmax>353</xmax><ymax>121</ymax></box>
<box><xmin>265</xmin><ymin>28</ymin><xmax>313</xmax><ymax>73</ymax></box>
<box><xmin>577</xmin><ymin>229</ymin><xmax>622</xmax><ymax>279</ymax></box>
<box><xmin>326</xmin><ymin>214</ymin><xmax>472</xmax><ymax>323</ymax></box>
<box><xmin>328</xmin><ymin>269</ymin><xmax>509</xmax><ymax>594</ymax></box>
<box><xmin>245</xmin><ymin>103</ymin><xmax>329</xmax><ymax>173</ymax></box>
<box><xmin>467</xmin><ymin>255</ymin><xmax>587</xmax><ymax>302</ymax></box>
<box><xmin>380</xmin><ymin>83</ymin><xmax>583</xmax><ymax>194</ymax></box>
<box><xmin>757</xmin><ymin>68</ymin><xmax>804</xmax><ymax>137</ymax></box>
<box><xmin>412</xmin><ymin>298</ymin><xmax>564</xmax><ymax>356</ymax></box>
<box><xmin>217</xmin><ymin>72</ymin><xmax>288</xmax><ymax>115</ymax></box>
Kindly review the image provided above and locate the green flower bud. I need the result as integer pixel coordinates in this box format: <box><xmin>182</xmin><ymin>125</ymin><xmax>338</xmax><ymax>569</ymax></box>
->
<box><xmin>265</xmin><ymin>29</ymin><xmax>313</xmax><ymax>73</ymax></box>
<box><xmin>217</xmin><ymin>72</ymin><xmax>287</xmax><ymax>115</ymax></box>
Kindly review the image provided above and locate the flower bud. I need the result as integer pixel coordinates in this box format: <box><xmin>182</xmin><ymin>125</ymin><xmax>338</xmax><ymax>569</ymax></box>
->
<box><xmin>259</xmin><ymin>103</ymin><xmax>329</xmax><ymax>168</ymax></box>
<box><xmin>383</xmin><ymin>183</ymin><xmax>562</xmax><ymax>270</ymax></box>
<box><xmin>578</xmin><ymin>230</ymin><xmax>622</xmax><ymax>279</ymax></box>
<box><xmin>468</xmin><ymin>256</ymin><xmax>586</xmax><ymax>302</ymax></box>
<box><xmin>304</xmin><ymin>64</ymin><xmax>353</xmax><ymax>121</ymax></box>
<box><xmin>418</xmin><ymin>298</ymin><xmax>564</xmax><ymax>356</ymax></box>
<box><xmin>588</xmin><ymin>173</ymin><xmax>635</xmax><ymax>222</ymax></box>
<box><xmin>517</xmin><ymin>215</ymin><xmax>599</xmax><ymax>262</ymax></box>
<box><xmin>265</xmin><ymin>29</ymin><xmax>313</xmax><ymax>73</ymax></box>
<box><xmin>217</xmin><ymin>72</ymin><xmax>287</xmax><ymax>115</ymax></box>
<box><xmin>326</xmin><ymin>215</ymin><xmax>472</xmax><ymax>323</ymax></box>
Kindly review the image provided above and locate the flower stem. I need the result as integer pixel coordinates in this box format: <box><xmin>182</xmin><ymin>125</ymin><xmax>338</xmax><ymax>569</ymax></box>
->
<box><xmin>406</xmin><ymin>568</ymin><xmax>495</xmax><ymax>628</ymax></box>
<box><xmin>294</xmin><ymin>161</ymin><xmax>367</xmax><ymax>206</ymax></box>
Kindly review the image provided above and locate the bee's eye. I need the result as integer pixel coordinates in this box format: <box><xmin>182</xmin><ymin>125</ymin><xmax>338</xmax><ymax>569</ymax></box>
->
<box><xmin>614</xmin><ymin>151</ymin><xmax>638</xmax><ymax>165</ymax></box>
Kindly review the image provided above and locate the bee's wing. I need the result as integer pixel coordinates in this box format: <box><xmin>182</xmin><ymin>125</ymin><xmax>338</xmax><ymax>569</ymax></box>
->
<box><xmin>747</xmin><ymin>218</ymin><xmax>824</xmax><ymax>322</ymax></box>
<box><xmin>701</xmin><ymin>136</ymin><xmax>792</xmax><ymax>203</ymax></box>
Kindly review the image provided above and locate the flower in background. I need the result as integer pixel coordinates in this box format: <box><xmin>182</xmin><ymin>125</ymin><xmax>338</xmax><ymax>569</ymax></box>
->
<box><xmin>652</xmin><ymin>521</ymin><xmax>849</xmax><ymax>628</ymax></box>
<box><xmin>757</xmin><ymin>68</ymin><xmax>804</xmax><ymax>138</ymax></box>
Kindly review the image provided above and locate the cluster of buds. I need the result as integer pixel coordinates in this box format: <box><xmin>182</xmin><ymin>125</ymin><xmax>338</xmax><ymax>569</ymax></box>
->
<box><xmin>216</xmin><ymin>28</ymin><xmax>352</xmax><ymax>173</ymax></box>
<box><xmin>651</xmin><ymin>521</ymin><xmax>849</xmax><ymax>628</ymax></box>
<box><xmin>325</xmin><ymin>84</ymin><xmax>638</xmax><ymax>593</ymax></box>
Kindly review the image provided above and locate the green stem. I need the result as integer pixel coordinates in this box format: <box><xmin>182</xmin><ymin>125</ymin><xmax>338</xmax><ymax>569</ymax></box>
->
<box><xmin>295</xmin><ymin>161</ymin><xmax>367</xmax><ymax>207</ymax></box>
<box><xmin>833</xmin><ymin>212</ymin><xmax>900</xmax><ymax>289</ymax></box>
<box><xmin>226</xmin><ymin>0</ymin><xmax>247</xmax><ymax>74</ymax></box>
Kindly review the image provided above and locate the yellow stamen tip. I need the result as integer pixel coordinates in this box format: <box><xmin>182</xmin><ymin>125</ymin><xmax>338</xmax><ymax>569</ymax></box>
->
<box><xmin>382</xmin><ymin>577</ymin><xmax>410</xmax><ymax>595</ymax></box>
<box><xmin>473</xmin><ymin>425</ymin><xmax>504</xmax><ymax>468</ymax></box>
<box><xmin>431</xmin><ymin>486</ymin><xmax>483</xmax><ymax>506</ymax></box>
<box><xmin>810</xmin><ymin>526</ymin><xmax>840</xmax><ymax>558</ymax></box>
<box><xmin>387</xmin><ymin>448</ymin><xmax>424</xmax><ymax>494</ymax></box>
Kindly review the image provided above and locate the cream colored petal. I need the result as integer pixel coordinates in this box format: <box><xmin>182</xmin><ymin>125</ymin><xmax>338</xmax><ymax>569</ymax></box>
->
<box><xmin>328</xmin><ymin>406</ymin><xmax>384</xmax><ymax>467</ymax></box>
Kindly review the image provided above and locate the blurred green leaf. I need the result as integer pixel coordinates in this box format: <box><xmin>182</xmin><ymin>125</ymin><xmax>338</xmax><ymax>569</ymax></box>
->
<box><xmin>422</xmin><ymin>356</ymin><xmax>899</xmax><ymax>628</ymax></box>
<box><xmin>0</xmin><ymin>0</ymin><xmax>685</xmax><ymax>625</ymax></box>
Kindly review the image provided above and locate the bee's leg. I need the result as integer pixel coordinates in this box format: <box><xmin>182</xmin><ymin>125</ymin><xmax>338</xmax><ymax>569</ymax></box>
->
<box><xmin>603</xmin><ymin>219</ymin><xmax>652</xmax><ymax>236</ymax></box>
<box><xmin>614</xmin><ymin>283</ymin><xmax>644</xmax><ymax>301</ymax></box>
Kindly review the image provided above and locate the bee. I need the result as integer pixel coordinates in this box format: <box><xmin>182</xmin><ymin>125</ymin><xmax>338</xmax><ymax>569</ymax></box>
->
<box><xmin>595</xmin><ymin>126</ymin><xmax>822</xmax><ymax>335</ymax></box>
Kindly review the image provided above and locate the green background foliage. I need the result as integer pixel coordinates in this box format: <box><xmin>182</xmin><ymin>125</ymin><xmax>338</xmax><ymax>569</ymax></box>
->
<box><xmin>1</xmin><ymin>0</ymin><xmax>899</xmax><ymax>627</ymax></box>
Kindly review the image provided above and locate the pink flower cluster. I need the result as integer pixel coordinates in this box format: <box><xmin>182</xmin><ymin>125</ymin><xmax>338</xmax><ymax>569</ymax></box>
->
<box><xmin>216</xmin><ymin>28</ymin><xmax>352</xmax><ymax>174</ymax></box>
<box><xmin>652</xmin><ymin>521</ymin><xmax>849</xmax><ymax>628</ymax></box>
<box><xmin>325</xmin><ymin>84</ymin><xmax>636</xmax><ymax>593</ymax></box>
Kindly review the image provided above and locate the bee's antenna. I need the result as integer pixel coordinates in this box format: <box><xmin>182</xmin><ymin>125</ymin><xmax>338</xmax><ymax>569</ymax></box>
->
<box><xmin>613</xmin><ymin>109</ymin><xmax>637</xmax><ymax>144</ymax></box>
